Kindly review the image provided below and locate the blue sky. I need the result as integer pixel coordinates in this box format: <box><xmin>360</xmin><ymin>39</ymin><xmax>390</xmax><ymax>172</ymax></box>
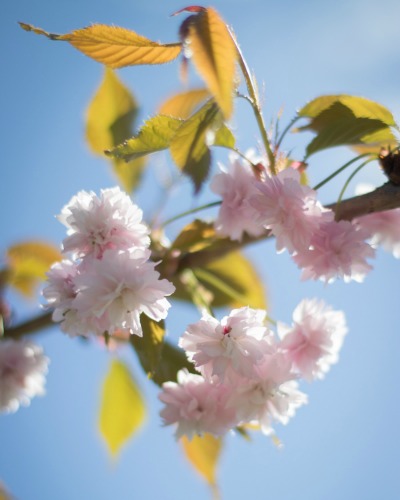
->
<box><xmin>1</xmin><ymin>1</ymin><xmax>400</xmax><ymax>499</ymax></box>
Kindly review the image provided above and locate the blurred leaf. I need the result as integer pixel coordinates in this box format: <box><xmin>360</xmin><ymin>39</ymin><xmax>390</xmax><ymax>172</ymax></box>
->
<box><xmin>6</xmin><ymin>241</ymin><xmax>62</xmax><ymax>297</ymax></box>
<box><xmin>158</xmin><ymin>88</ymin><xmax>210</xmax><ymax>119</ymax></box>
<box><xmin>297</xmin><ymin>95</ymin><xmax>396</xmax><ymax>158</ymax></box>
<box><xmin>351</xmin><ymin>127</ymin><xmax>398</xmax><ymax>154</ymax></box>
<box><xmin>99</xmin><ymin>360</ymin><xmax>146</xmax><ymax>457</ymax></box>
<box><xmin>130</xmin><ymin>316</ymin><xmax>165</xmax><ymax>378</ymax></box>
<box><xmin>185</xmin><ymin>8</ymin><xmax>237</xmax><ymax>119</ymax></box>
<box><xmin>86</xmin><ymin>67</ymin><xmax>145</xmax><ymax>191</ymax></box>
<box><xmin>170</xmin><ymin>100</ymin><xmax>221</xmax><ymax>192</ymax></box>
<box><xmin>106</xmin><ymin>115</ymin><xmax>183</xmax><ymax>162</ymax></box>
<box><xmin>20</xmin><ymin>23</ymin><xmax>181</xmax><ymax>68</ymax></box>
<box><xmin>171</xmin><ymin>219</ymin><xmax>217</xmax><ymax>253</ymax></box>
<box><xmin>181</xmin><ymin>433</ymin><xmax>222</xmax><ymax>489</ymax></box>
<box><xmin>213</xmin><ymin>124</ymin><xmax>236</xmax><ymax>149</ymax></box>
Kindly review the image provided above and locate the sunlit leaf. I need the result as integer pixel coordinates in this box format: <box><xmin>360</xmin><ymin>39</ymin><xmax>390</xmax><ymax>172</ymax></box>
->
<box><xmin>106</xmin><ymin>115</ymin><xmax>183</xmax><ymax>162</ymax></box>
<box><xmin>158</xmin><ymin>88</ymin><xmax>210</xmax><ymax>119</ymax></box>
<box><xmin>130</xmin><ymin>316</ymin><xmax>165</xmax><ymax>378</ymax></box>
<box><xmin>184</xmin><ymin>8</ymin><xmax>237</xmax><ymax>119</ymax></box>
<box><xmin>86</xmin><ymin>67</ymin><xmax>145</xmax><ymax>191</ymax></box>
<box><xmin>99</xmin><ymin>360</ymin><xmax>146</xmax><ymax>457</ymax></box>
<box><xmin>213</xmin><ymin>124</ymin><xmax>236</xmax><ymax>149</ymax></box>
<box><xmin>171</xmin><ymin>219</ymin><xmax>217</xmax><ymax>253</ymax></box>
<box><xmin>19</xmin><ymin>23</ymin><xmax>181</xmax><ymax>68</ymax></box>
<box><xmin>181</xmin><ymin>433</ymin><xmax>222</xmax><ymax>489</ymax></box>
<box><xmin>351</xmin><ymin>127</ymin><xmax>398</xmax><ymax>154</ymax></box>
<box><xmin>169</xmin><ymin>100</ymin><xmax>222</xmax><ymax>192</ymax></box>
<box><xmin>6</xmin><ymin>241</ymin><xmax>62</xmax><ymax>297</ymax></box>
<box><xmin>297</xmin><ymin>95</ymin><xmax>397</xmax><ymax>157</ymax></box>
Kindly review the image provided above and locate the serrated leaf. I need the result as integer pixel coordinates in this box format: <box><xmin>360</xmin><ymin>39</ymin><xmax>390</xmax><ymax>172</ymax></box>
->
<box><xmin>20</xmin><ymin>23</ymin><xmax>181</xmax><ymax>68</ymax></box>
<box><xmin>297</xmin><ymin>95</ymin><xmax>396</xmax><ymax>157</ymax></box>
<box><xmin>185</xmin><ymin>8</ymin><xmax>237</xmax><ymax>119</ymax></box>
<box><xmin>170</xmin><ymin>100</ymin><xmax>221</xmax><ymax>192</ymax></box>
<box><xmin>86</xmin><ymin>67</ymin><xmax>145</xmax><ymax>191</ymax></box>
<box><xmin>181</xmin><ymin>433</ymin><xmax>222</xmax><ymax>488</ymax></box>
<box><xmin>351</xmin><ymin>127</ymin><xmax>398</xmax><ymax>154</ymax></box>
<box><xmin>158</xmin><ymin>88</ymin><xmax>210</xmax><ymax>119</ymax></box>
<box><xmin>130</xmin><ymin>316</ymin><xmax>165</xmax><ymax>378</ymax></box>
<box><xmin>106</xmin><ymin>115</ymin><xmax>183</xmax><ymax>162</ymax></box>
<box><xmin>6</xmin><ymin>241</ymin><xmax>62</xmax><ymax>297</ymax></box>
<box><xmin>99</xmin><ymin>360</ymin><xmax>146</xmax><ymax>457</ymax></box>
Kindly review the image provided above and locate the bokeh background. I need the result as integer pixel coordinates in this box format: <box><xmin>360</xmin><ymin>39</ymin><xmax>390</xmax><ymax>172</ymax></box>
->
<box><xmin>2</xmin><ymin>1</ymin><xmax>400</xmax><ymax>499</ymax></box>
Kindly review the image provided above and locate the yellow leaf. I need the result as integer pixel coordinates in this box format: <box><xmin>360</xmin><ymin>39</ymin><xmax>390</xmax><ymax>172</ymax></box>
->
<box><xmin>171</xmin><ymin>219</ymin><xmax>217</xmax><ymax>253</ymax></box>
<box><xmin>181</xmin><ymin>434</ymin><xmax>222</xmax><ymax>488</ymax></box>
<box><xmin>130</xmin><ymin>316</ymin><xmax>165</xmax><ymax>378</ymax></box>
<box><xmin>6</xmin><ymin>241</ymin><xmax>62</xmax><ymax>297</ymax></box>
<box><xmin>186</xmin><ymin>8</ymin><xmax>237</xmax><ymax>119</ymax></box>
<box><xmin>99</xmin><ymin>360</ymin><xmax>146</xmax><ymax>457</ymax></box>
<box><xmin>158</xmin><ymin>88</ymin><xmax>210</xmax><ymax>119</ymax></box>
<box><xmin>20</xmin><ymin>23</ymin><xmax>182</xmax><ymax>68</ymax></box>
<box><xmin>86</xmin><ymin>67</ymin><xmax>145</xmax><ymax>191</ymax></box>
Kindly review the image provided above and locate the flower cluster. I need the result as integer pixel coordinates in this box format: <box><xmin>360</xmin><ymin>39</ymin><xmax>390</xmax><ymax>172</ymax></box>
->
<box><xmin>0</xmin><ymin>339</ymin><xmax>49</xmax><ymax>413</ymax></box>
<box><xmin>43</xmin><ymin>187</ymin><xmax>175</xmax><ymax>338</ymax></box>
<box><xmin>159</xmin><ymin>299</ymin><xmax>347</xmax><ymax>439</ymax></box>
<box><xmin>211</xmin><ymin>155</ymin><xmax>377</xmax><ymax>283</ymax></box>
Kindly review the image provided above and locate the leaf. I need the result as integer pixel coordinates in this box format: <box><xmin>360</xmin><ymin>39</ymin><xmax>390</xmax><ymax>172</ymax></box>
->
<box><xmin>19</xmin><ymin>23</ymin><xmax>181</xmax><ymax>68</ymax></box>
<box><xmin>106</xmin><ymin>115</ymin><xmax>183</xmax><ymax>162</ymax></box>
<box><xmin>171</xmin><ymin>219</ymin><xmax>217</xmax><ymax>253</ymax></box>
<box><xmin>158</xmin><ymin>88</ymin><xmax>210</xmax><ymax>119</ymax></box>
<box><xmin>99</xmin><ymin>359</ymin><xmax>146</xmax><ymax>457</ymax></box>
<box><xmin>184</xmin><ymin>8</ymin><xmax>237</xmax><ymax>119</ymax></box>
<box><xmin>6</xmin><ymin>241</ymin><xmax>62</xmax><ymax>297</ymax></box>
<box><xmin>181</xmin><ymin>433</ymin><xmax>222</xmax><ymax>488</ymax></box>
<box><xmin>130</xmin><ymin>316</ymin><xmax>165</xmax><ymax>378</ymax></box>
<box><xmin>86</xmin><ymin>67</ymin><xmax>145</xmax><ymax>191</ymax></box>
<box><xmin>169</xmin><ymin>100</ymin><xmax>222</xmax><ymax>192</ymax></box>
<box><xmin>351</xmin><ymin>127</ymin><xmax>398</xmax><ymax>154</ymax></box>
<box><xmin>297</xmin><ymin>95</ymin><xmax>397</xmax><ymax>157</ymax></box>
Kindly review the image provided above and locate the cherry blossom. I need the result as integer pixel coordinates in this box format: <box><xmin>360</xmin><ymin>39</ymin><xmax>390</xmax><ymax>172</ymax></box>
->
<box><xmin>251</xmin><ymin>168</ymin><xmax>332</xmax><ymax>254</ymax></box>
<box><xmin>0</xmin><ymin>340</ymin><xmax>49</xmax><ymax>413</ymax></box>
<box><xmin>294</xmin><ymin>220</ymin><xmax>375</xmax><ymax>283</ymax></box>
<box><xmin>58</xmin><ymin>187</ymin><xmax>150</xmax><ymax>259</ymax></box>
<box><xmin>356</xmin><ymin>209</ymin><xmax>400</xmax><ymax>258</ymax></box>
<box><xmin>210</xmin><ymin>154</ymin><xmax>266</xmax><ymax>241</ymax></box>
<box><xmin>278</xmin><ymin>298</ymin><xmax>347</xmax><ymax>380</ymax></box>
<box><xmin>72</xmin><ymin>249</ymin><xmax>175</xmax><ymax>337</ymax></box>
<box><xmin>179</xmin><ymin>307</ymin><xmax>274</xmax><ymax>381</ymax></box>
<box><xmin>159</xmin><ymin>369</ymin><xmax>238</xmax><ymax>439</ymax></box>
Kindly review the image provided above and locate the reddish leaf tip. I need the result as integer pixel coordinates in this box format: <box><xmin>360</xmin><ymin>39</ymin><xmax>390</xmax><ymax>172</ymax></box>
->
<box><xmin>170</xmin><ymin>5</ymin><xmax>206</xmax><ymax>16</ymax></box>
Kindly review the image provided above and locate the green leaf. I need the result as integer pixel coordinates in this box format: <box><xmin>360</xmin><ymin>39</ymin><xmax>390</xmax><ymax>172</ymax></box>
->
<box><xmin>6</xmin><ymin>241</ymin><xmax>62</xmax><ymax>297</ymax></box>
<box><xmin>86</xmin><ymin>67</ymin><xmax>145</xmax><ymax>192</ymax></box>
<box><xmin>169</xmin><ymin>100</ymin><xmax>222</xmax><ymax>192</ymax></box>
<box><xmin>181</xmin><ymin>434</ymin><xmax>222</xmax><ymax>489</ymax></box>
<box><xmin>158</xmin><ymin>88</ymin><xmax>210</xmax><ymax>119</ymax></box>
<box><xmin>171</xmin><ymin>219</ymin><xmax>218</xmax><ymax>253</ymax></box>
<box><xmin>130</xmin><ymin>316</ymin><xmax>165</xmax><ymax>378</ymax></box>
<box><xmin>106</xmin><ymin>115</ymin><xmax>183</xmax><ymax>162</ymax></box>
<box><xmin>213</xmin><ymin>124</ymin><xmax>236</xmax><ymax>148</ymax></box>
<box><xmin>297</xmin><ymin>95</ymin><xmax>397</xmax><ymax>157</ymax></box>
<box><xmin>184</xmin><ymin>8</ymin><xmax>237</xmax><ymax>119</ymax></box>
<box><xmin>20</xmin><ymin>22</ymin><xmax>181</xmax><ymax>68</ymax></box>
<box><xmin>351</xmin><ymin>127</ymin><xmax>398</xmax><ymax>154</ymax></box>
<box><xmin>99</xmin><ymin>359</ymin><xmax>146</xmax><ymax>457</ymax></box>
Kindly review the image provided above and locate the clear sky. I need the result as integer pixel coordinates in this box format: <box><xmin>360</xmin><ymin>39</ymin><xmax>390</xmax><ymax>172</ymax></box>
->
<box><xmin>1</xmin><ymin>1</ymin><xmax>400</xmax><ymax>499</ymax></box>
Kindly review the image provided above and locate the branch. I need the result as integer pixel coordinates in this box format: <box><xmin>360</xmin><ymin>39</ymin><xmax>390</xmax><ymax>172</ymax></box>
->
<box><xmin>3</xmin><ymin>182</ymin><xmax>400</xmax><ymax>340</ymax></box>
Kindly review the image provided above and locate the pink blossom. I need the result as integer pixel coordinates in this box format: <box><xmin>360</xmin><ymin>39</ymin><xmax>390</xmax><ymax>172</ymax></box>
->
<box><xmin>159</xmin><ymin>369</ymin><xmax>238</xmax><ymax>439</ymax></box>
<box><xmin>278</xmin><ymin>298</ymin><xmax>347</xmax><ymax>381</ymax></box>
<box><xmin>355</xmin><ymin>209</ymin><xmax>400</xmax><ymax>258</ymax></box>
<box><xmin>210</xmin><ymin>155</ymin><xmax>266</xmax><ymax>241</ymax></box>
<box><xmin>294</xmin><ymin>220</ymin><xmax>375</xmax><ymax>283</ymax></box>
<box><xmin>58</xmin><ymin>187</ymin><xmax>150</xmax><ymax>259</ymax></box>
<box><xmin>72</xmin><ymin>249</ymin><xmax>175</xmax><ymax>337</ymax></box>
<box><xmin>229</xmin><ymin>353</ymin><xmax>307</xmax><ymax>435</ymax></box>
<box><xmin>251</xmin><ymin>168</ymin><xmax>332</xmax><ymax>254</ymax></box>
<box><xmin>179</xmin><ymin>307</ymin><xmax>274</xmax><ymax>382</ymax></box>
<box><xmin>0</xmin><ymin>340</ymin><xmax>49</xmax><ymax>413</ymax></box>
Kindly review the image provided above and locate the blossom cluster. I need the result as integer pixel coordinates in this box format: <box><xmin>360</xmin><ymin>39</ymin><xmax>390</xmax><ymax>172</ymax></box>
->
<box><xmin>159</xmin><ymin>299</ymin><xmax>347</xmax><ymax>439</ymax></box>
<box><xmin>210</xmin><ymin>155</ymin><xmax>399</xmax><ymax>283</ymax></box>
<box><xmin>0</xmin><ymin>339</ymin><xmax>49</xmax><ymax>413</ymax></box>
<box><xmin>43</xmin><ymin>187</ymin><xmax>175</xmax><ymax>338</ymax></box>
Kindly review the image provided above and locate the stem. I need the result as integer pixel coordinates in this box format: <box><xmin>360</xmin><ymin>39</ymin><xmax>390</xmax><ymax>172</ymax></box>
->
<box><xmin>180</xmin><ymin>268</ymin><xmax>214</xmax><ymax>316</ymax></box>
<box><xmin>336</xmin><ymin>158</ymin><xmax>375</xmax><ymax>208</ymax></box>
<box><xmin>162</xmin><ymin>201</ymin><xmax>222</xmax><ymax>228</ymax></box>
<box><xmin>312</xmin><ymin>153</ymin><xmax>375</xmax><ymax>191</ymax></box>
<box><xmin>229</xmin><ymin>29</ymin><xmax>276</xmax><ymax>174</ymax></box>
<box><xmin>2</xmin><ymin>311</ymin><xmax>53</xmax><ymax>339</ymax></box>
<box><xmin>275</xmin><ymin>115</ymin><xmax>301</xmax><ymax>151</ymax></box>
